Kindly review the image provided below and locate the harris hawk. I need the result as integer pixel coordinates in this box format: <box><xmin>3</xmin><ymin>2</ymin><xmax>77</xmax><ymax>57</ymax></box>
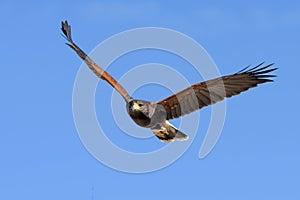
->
<box><xmin>61</xmin><ymin>21</ymin><xmax>277</xmax><ymax>142</ymax></box>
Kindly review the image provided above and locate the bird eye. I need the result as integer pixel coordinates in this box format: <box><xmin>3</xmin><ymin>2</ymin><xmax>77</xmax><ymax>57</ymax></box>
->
<box><xmin>138</xmin><ymin>104</ymin><xmax>143</xmax><ymax>107</ymax></box>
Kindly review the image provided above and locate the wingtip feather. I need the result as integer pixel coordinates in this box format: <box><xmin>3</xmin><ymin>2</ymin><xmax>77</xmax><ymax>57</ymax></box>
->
<box><xmin>61</xmin><ymin>20</ymin><xmax>73</xmax><ymax>43</ymax></box>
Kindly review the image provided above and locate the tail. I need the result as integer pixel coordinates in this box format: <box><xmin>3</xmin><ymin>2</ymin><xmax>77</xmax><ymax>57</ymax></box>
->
<box><xmin>151</xmin><ymin>121</ymin><xmax>189</xmax><ymax>142</ymax></box>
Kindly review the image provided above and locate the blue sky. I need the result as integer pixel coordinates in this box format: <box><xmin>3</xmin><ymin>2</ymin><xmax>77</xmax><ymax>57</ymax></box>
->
<box><xmin>1</xmin><ymin>0</ymin><xmax>300</xmax><ymax>199</ymax></box>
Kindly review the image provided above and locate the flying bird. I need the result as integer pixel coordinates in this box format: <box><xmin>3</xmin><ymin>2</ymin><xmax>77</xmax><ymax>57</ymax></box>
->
<box><xmin>61</xmin><ymin>21</ymin><xmax>277</xmax><ymax>142</ymax></box>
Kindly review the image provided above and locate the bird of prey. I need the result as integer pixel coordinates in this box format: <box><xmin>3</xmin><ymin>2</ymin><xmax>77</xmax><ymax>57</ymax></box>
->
<box><xmin>61</xmin><ymin>21</ymin><xmax>277</xmax><ymax>142</ymax></box>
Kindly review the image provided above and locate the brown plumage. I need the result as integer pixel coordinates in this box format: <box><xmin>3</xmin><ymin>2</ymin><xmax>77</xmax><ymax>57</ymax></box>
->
<box><xmin>157</xmin><ymin>63</ymin><xmax>276</xmax><ymax>120</ymax></box>
<box><xmin>61</xmin><ymin>21</ymin><xmax>131</xmax><ymax>103</ymax></box>
<box><xmin>61</xmin><ymin>21</ymin><xmax>277</xmax><ymax>142</ymax></box>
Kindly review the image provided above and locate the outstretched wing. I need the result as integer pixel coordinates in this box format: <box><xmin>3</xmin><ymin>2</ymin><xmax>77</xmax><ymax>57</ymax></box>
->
<box><xmin>61</xmin><ymin>21</ymin><xmax>132</xmax><ymax>103</ymax></box>
<box><xmin>157</xmin><ymin>63</ymin><xmax>277</xmax><ymax>120</ymax></box>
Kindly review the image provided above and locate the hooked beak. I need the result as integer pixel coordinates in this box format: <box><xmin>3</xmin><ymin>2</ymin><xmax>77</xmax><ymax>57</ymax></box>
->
<box><xmin>133</xmin><ymin>102</ymin><xmax>140</xmax><ymax>110</ymax></box>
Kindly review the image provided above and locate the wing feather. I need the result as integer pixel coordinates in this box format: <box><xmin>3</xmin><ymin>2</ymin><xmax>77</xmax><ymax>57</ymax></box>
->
<box><xmin>61</xmin><ymin>21</ymin><xmax>132</xmax><ymax>103</ymax></box>
<box><xmin>157</xmin><ymin>63</ymin><xmax>277</xmax><ymax>120</ymax></box>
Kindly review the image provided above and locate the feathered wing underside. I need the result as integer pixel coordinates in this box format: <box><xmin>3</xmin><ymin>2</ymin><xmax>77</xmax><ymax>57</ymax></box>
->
<box><xmin>61</xmin><ymin>21</ymin><xmax>132</xmax><ymax>103</ymax></box>
<box><xmin>151</xmin><ymin>121</ymin><xmax>189</xmax><ymax>142</ymax></box>
<box><xmin>157</xmin><ymin>63</ymin><xmax>277</xmax><ymax>120</ymax></box>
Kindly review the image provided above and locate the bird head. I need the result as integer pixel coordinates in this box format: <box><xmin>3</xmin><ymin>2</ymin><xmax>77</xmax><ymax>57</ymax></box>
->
<box><xmin>126</xmin><ymin>100</ymin><xmax>152</xmax><ymax>127</ymax></box>
<box><xmin>126</xmin><ymin>99</ymin><xmax>167</xmax><ymax>128</ymax></box>
<box><xmin>128</xmin><ymin>100</ymin><xmax>147</xmax><ymax>112</ymax></box>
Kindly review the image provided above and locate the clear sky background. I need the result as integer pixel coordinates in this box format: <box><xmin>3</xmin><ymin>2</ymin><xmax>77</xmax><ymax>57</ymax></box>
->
<box><xmin>1</xmin><ymin>0</ymin><xmax>300</xmax><ymax>199</ymax></box>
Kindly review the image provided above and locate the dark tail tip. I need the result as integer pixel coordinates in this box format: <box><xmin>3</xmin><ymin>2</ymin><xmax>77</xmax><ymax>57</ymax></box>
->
<box><xmin>175</xmin><ymin>130</ymin><xmax>189</xmax><ymax>141</ymax></box>
<box><xmin>61</xmin><ymin>20</ymin><xmax>73</xmax><ymax>42</ymax></box>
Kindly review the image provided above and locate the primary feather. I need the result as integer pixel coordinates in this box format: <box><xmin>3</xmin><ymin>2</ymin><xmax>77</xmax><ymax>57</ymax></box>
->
<box><xmin>157</xmin><ymin>63</ymin><xmax>277</xmax><ymax>120</ymax></box>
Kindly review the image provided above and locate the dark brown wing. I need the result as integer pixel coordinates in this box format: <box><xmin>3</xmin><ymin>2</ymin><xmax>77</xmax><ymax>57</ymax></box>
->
<box><xmin>157</xmin><ymin>63</ymin><xmax>277</xmax><ymax>120</ymax></box>
<box><xmin>61</xmin><ymin>21</ymin><xmax>132</xmax><ymax>103</ymax></box>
